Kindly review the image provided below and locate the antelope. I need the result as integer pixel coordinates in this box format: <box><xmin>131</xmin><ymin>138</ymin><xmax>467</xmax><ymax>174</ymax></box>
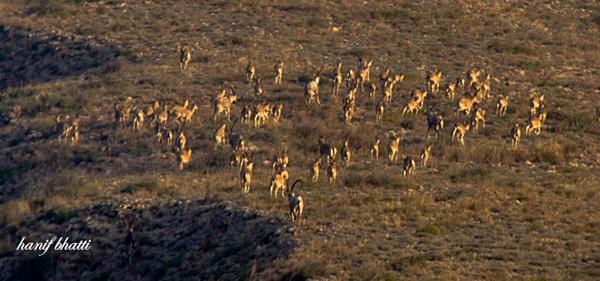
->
<box><xmin>214</xmin><ymin>123</ymin><xmax>227</xmax><ymax>150</ymax></box>
<box><xmin>427</xmin><ymin>70</ymin><xmax>442</xmax><ymax>94</ymax></box>
<box><xmin>310</xmin><ymin>158</ymin><xmax>320</xmax><ymax>182</ymax></box>
<box><xmin>327</xmin><ymin>160</ymin><xmax>338</xmax><ymax>184</ymax></box>
<box><xmin>8</xmin><ymin>105</ymin><xmax>21</xmax><ymax>123</ymax></box>
<box><xmin>480</xmin><ymin>73</ymin><xmax>493</xmax><ymax>99</ymax></box>
<box><xmin>212</xmin><ymin>84</ymin><xmax>238</xmax><ymax>122</ymax></box>
<box><xmin>511</xmin><ymin>123</ymin><xmax>521</xmax><ymax>147</ymax></box>
<box><xmin>240</xmin><ymin>153</ymin><xmax>254</xmax><ymax>194</ymax></box>
<box><xmin>346</xmin><ymin>69</ymin><xmax>357</xmax><ymax>90</ymax></box>
<box><xmin>382</xmin><ymin>74</ymin><xmax>404</xmax><ymax>103</ymax></box>
<box><xmin>270</xmin><ymin>165</ymin><xmax>289</xmax><ymax>198</ymax></box>
<box><xmin>241</xmin><ymin>105</ymin><xmax>253</xmax><ymax>125</ymax></box>
<box><xmin>457</xmin><ymin>94</ymin><xmax>478</xmax><ymax>115</ymax></box>
<box><xmin>253</xmin><ymin>77</ymin><xmax>264</xmax><ymax>96</ymax></box>
<box><xmin>176</xmin><ymin>131</ymin><xmax>187</xmax><ymax>153</ymax></box>
<box><xmin>526</xmin><ymin>112</ymin><xmax>547</xmax><ymax>136</ymax></box>
<box><xmin>114</xmin><ymin>99</ymin><xmax>132</xmax><ymax>128</ymax></box>
<box><xmin>446</xmin><ymin>83</ymin><xmax>456</xmax><ymax>99</ymax></box>
<box><xmin>388</xmin><ymin>133</ymin><xmax>401</xmax><ymax>162</ymax></box>
<box><xmin>456</xmin><ymin>76</ymin><xmax>465</xmax><ymax>89</ymax></box>
<box><xmin>452</xmin><ymin>122</ymin><xmax>470</xmax><ymax>146</ymax></box>
<box><xmin>467</xmin><ymin>69</ymin><xmax>482</xmax><ymax>88</ymax></box>
<box><xmin>403</xmin><ymin>156</ymin><xmax>416</xmax><ymax>178</ymax></box>
<box><xmin>57</xmin><ymin>115</ymin><xmax>71</xmax><ymax>144</ymax></box>
<box><xmin>272</xmin><ymin>103</ymin><xmax>283</xmax><ymax>123</ymax></box>
<box><xmin>402</xmin><ymin>96</ymin><xmax>422</xmax><ymax>116</ymax></box>
<box><xmin>529</xmin><ymin>94</ymin><xmax>544</xmax><ymax>116</ymax></box>
<box><xmin>246</xmin><ymin>62</ymin><xmax>255</xmax><ymax>84</ymax></box>
<box><xmin>368</xmin><ymin>82</ymin><xmax>378</xmax><ymax>102</ymax></box>
<box><xmin>420</xmin><ymin>144</ymin><xmax>432</xmax><ymax>167</ymax></box>
<box><xmin>470</xmin><ymin>107</ymin><xmax>486</xmax><ymax>131</ymax></box>
<box><xmin>318</xmin><ymin>136</ymin><xmax>337</xmax><ymax>162</ymax></box>
<box><xmin>133</xmin><ymin>109</ymin><xmax>144</xmax><ymax>130</ymax></box>
<box><xmin>170</xmin><ymin>100</ymin><xmax>190</xmax><ymax>115</ymax></box>
<box><xmin>370</xmin><ymin>137</ymin><xmax>380</xmax><ymax>161</ymax></box>
<box><xmin>341</xmin><ymin>138</ymin><xmax>351</xmax><ymax>167</ymax></box>
<box><xmin>288</xmin><ymin>179</ymin><xmax>304</xmax><ymax>225</ymax></box>
<box><xmin>173</xmin><ymin>104</ymin><xmax>198</xmax><ymax>125</ymax></box>
<box><xmin>143</xmin><ymin>100</ymin><xmax>160</xmax><ymax>119</ymax></box>
<box><xmin>496</xmin><ymin>95</ymin><xmax>509</xmax><ymax>116</ymax></box>
<box><xmin>305</xmin><ymin>66</ymin><xmax>324</xmax><ymax>105</ymax></box>
<box><xmin>254</xmin><ymin>103</ymin><xmax>272</xmax><ymax>128</ymax></box>
<box><xmin>376</xmin><ymin>99</ymin><xmax>385</xmax><ymax>123</ymax></box>
<box><xmin>426</xmin><ymin>113</ymin><xmax>444</xmax><ymax>139</ymax></box>
<box><xmin>274</xmin><ymin>61</ymin><xmax>284</xmax><ymax>84</ymax></box>
<box><xmin>331</xmin><ymin>62</ymin><xmax>343</xmax><ymax>96</ymax></box>
<box><xmin>357</xmin><ymin>57</ymin><xmax>373</xmax><ymax>91</ymax></box>
<box><xmin>177</xmin><ymin>44</ymin><xmax>192</xmax><ymax>72</ymax></box>
<box><xmin>230</xmin><ymin>149</ymin><xmax>245</xmax><ymax>170</ymax></box>
<box><xmin>177</xmin><ymin>148</ymin><xmax>192</xmax><ymax>170</ymax></box>
<box><xmin>343</xmin><ymin>99</ymin><xmax>356</xmax><ymax>123</ymax></box>
<box><xmin>69</xmin><ymin>123</ymin><xmax>80</xmax><ymax>145</ymax></box>
<box><xmin>157</xmin><ymin>105</ymin><xmax>169</xmax><ymax>125</ymax></box>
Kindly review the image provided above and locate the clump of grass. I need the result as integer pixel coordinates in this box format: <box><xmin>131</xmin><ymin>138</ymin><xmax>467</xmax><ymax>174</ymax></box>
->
<box><xmin>531</xmin><ymin>141</ymin><xmax>566</xmax><ymax>165</ymax></box>
<box><xmin>388</xmin><ymin>254</ymin><xmax>427</xmax><ymax>271</ymax></box>
<box><xmin>0</xmin><ymin>200</ymin><xmax>32</xmax><ymax>226</ymax></box>
<box><xmin>416</xmin><ymin>224</ymin><xmax>446</xmax><ymax>235</ymax></box>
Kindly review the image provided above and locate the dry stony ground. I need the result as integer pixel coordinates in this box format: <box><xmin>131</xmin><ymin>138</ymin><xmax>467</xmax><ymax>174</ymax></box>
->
<box><xmin>1</xmin><ymin>0</ymin><xmax>600</xmax><ymax>280</ymax></box>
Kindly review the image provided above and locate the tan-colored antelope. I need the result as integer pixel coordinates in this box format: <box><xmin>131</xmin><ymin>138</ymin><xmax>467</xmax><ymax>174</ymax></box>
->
<box><xmin>272</xmin><ymin>103</ymin><xmax>283</xmax><ymax>123</ymax></box>
<box><xmin>327</xmin><ymin>160</ymin><xmax>338</xmax><ymax>184</ymax></box>
<box><xmin>254</xmin><ymin>103</ymin><xmax>272</xmax><ymax>128</ymax></box>
<box><xmin>402</xmin><ymin>96</ymin><xmax>422</xmax><ymax>116</ymax></box>
<box><xmin>427</xmin><ymin>70</ymin><xmax>442</xmax><ymax>94</ymax></box>
<box><xmin>511</xmin><ymin>123</ymin><xmax>521</xmax><ymax>147</ymax></box>
<box><xmin>240</xmin><ymin>153</ymin><xmax>254</xmax><ymax>194</ymax></box>
<box><xmin>371</xmin><ymin>137</ymin><xmax>380</xmax><ymax>161</ymax></box>
<box><xmin>133</xmin><ymin>109</ymin><xmax>144</xmax><ymax>130</ymax></box>
<box><xmin>305</xmin><ymin>67</ymin><xmax>323</xmax><ymax>105</ymax></box>
<box><xmin>446</xmin><ymin>83</ymin><xmax>456</xmax><ymax>99</ymax></box>
<box><xmin>382</xmin><ymin>74</ymin><xmax>404</xmax><ymax>103</ymax></box>
<box><xmin>318</xmin><ymin>136</ymin><xmax>337</xmax><ymax>162</ymax></box>
<box><xmin>426</xmin><ymin>113</ymin><xmax>444</xmax><ymax>139</ymax></box>
<box><xmin>358</xmin><ymin>57</ymin><xmax>373</xmax><ymax>91</ymax></box>
<box><xmin>57</xmin><ymin>115</ymin><xmax>71</xmax><ymax>144</ymax></box>
<box><xmin>270</xmin><ymin>165</ymin><xmax>289</xmax><ymax>198</ymax></box>
<box><xmin>177</xmin><ymin>44</ymin><xmax>192</xmax><ymax>72</ymax></box>
<box><xmin>403</xmin><ymin>156</ymin><xmax>416</xmax><ymax>177</ymax></box>
<box><xmin>341</xmin><ymin>138</ymin><xmax>351</xmax><ymax>167</ymax></box>
<box><xmin>388</xmin><ymin>134</ymin><xmax>401</xmax><ymax>162</ymax></box>
<box><xmin>376</xmin><ymin>99</ymin><xmax>385</xmax><ymax>123</ymax></box>
<box><xmin>470</xmin><ymin>107</ymin><xmax>486</xmax><ymax>131</ymax></box>
<box><xmin>176</xmin><ymin>131</ymin><xmax>187</xmax><ymax>153</ymax></box>
<box><xmin>457</xmin><ymin>94</ymin><xmax>478</xmax><ymax>115</ymax></box>
<box><xmin>368</xmin><ymin>82</ymin><xmax>377</xmax><ymax>102</ymax></box>
<box><xmin>310</xmin><ymin>158</ymin><xmax>320</xmax><ymax>182</ymax></box>
<box><xmin>526</xmin><ymin>112</ymin><xmax>547</xmax><ymax>136</ymax></box>
<box><xmin>177</xmin><ymin>148</ymin><xmax>192</xmax><ymax>170</ymax></box>
<box><xmin>346</xmin><ymin>69</ymin><xmax>357</xmax><ymax>90</ymax></box>
<box><xmin>331</xmin><ymin>62</ymin><xmax>343</xmax><ymax>96</ymax></box>
<box><xmin>420</xmin><ymin>144</ymin><xmax>432</xmax><ymax>167</ymax></box>
<box><xmin>214</xmin><ymin>123</ymin><xmax>227</xmax><ymax>150</ymax></box>
<box><xmin>288</xmin><ymin>179</ymin><xmax>304</xmax><ymax>225</ymax></box>
<box><xmin>480</xmin><ymin>73</ymin><xmax>493</xmax><ymax>99</ymax></box>
<box><xmin>170</xmin><ymin>100</ymin><xmax>189</xmax><ymax>115</ymax></box>
<box><xmin>274</xmin><ymin>61</ymin><xmax>284</xmax><ymax>84</ymax></box>
<box><xmin>70</xmin><ymin>123</ymin><xmax>80</xmax><ymax>145</ymax></box>
<box><xmin>529</xmin><ymin>94</ymin><xmax>544</xmax><ymax>116</ymax></box>
<box><xmin>496</xmin><ymin>95</ymin><xmax>509</xmax><ymax>116</ymax></box>
<box><xmin>230</xmin><ymin>149</ymin><xmax>245</xmax><ymax>169</ymax></box>
<box><xmin>241</xmin><ymin>105</ymin><xmax>253</xmax><ymax>125</ymax></box>
<box><xmin>246</xmin><ymin>62</ymin><xmax>255</xmax><ymax>84</ymax></box>
<box><xmin>114</xmin><ymin>98</ymin><xmax>132</xmax><ymax>128</ymax></box>
<box><xmin>212</xmin><ymin>85</ymin><xmax>238</xmax><ymax>122</ymax></box>
<box><xmin>467</xmin><ymin>69</ymin><xmax>482</xmax><ymax>88</ymax></box>
<box><xmin>173</xmin><ymin>104</ymin><xmax>198</xmax><ymax>125</ymax></box>
<box><xmin>157</xmin><ymin>105</ymin><xmax>169</xmax><ymax>125</ymax></box>
<box><xmin>452</xmin><ymin>122</ymin><xmax>470</xmax><ymax>146</ymax></box>
<box><xmin>143</xmin><ymin>100</ymin><xmax>160</xmax><ymax>120</ymax></box>
<box><xmin>343</xmin><ymin>99</ymin><xmax>356</xmax><ymax>124</ymax></box>
<box><xmin>253</xmin><ymin>77</ymin><xmax>264</xmax><ymax>96</ymax></box>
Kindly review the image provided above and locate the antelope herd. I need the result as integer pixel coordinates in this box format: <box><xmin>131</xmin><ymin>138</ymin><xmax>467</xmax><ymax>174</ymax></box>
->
<box><xmin>50</xmin><ymin>44</ymin><xmax>600</xmax><ymax>228</ymax></box>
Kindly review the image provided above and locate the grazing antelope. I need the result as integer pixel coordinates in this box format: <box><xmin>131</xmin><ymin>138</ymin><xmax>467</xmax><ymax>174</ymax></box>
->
<box><xmin>214</xmin><ymin>123</ymin><xmax>227</xmax><ymax>150</ymax></box>
<box><xmin>212</xmin><ymin>84</ymin><xmax>238</xmax><ymax>122</ymax></box>
<box><xmin>240</xmin><ymin>153</ymin><xmax>254</xmax><ymax>194</ymax></box>
<box><xmin>270</xmin><ymin>165</ymin><xmax>289</xmax><ymax>198</ymax></box>
<box><xmin>511</xmin><ymin>123</ymin><xmax>521</xmax><ymax>147</ymax></box>
<box><xmin>357</xmin><ymin>57</ymin><xmax>373</xmax><ymax>91</ymax></box>
<box><xmin>457</xmin><ymin>94</ymin><xmax>478</xmax><ymax>116</ymax></box>
<box><xmin>529</xmin><ymin>94</ymin><xmax>544</xmax><ymax>116</ymax></box>
<box><xmin>246</xmin><ymin>62</ymin><xmax>255</xmax><ymax>84</ymax></box>
<box><xmin>341</xmin><ymin>138</ymin><xmax>351</xmax><ymax>167</ymax></box>
<box><xmin>305</xmin><ymin>66</ymin><xmax>324</xmax><ymax>105</ymax></box>
<box><xmin>318</xmin><ymin>136</ymin><xmax>337</xmax><ymax>162</ymax></box>
<box><xmin>177</xmin><ymin>148</ymin><xmax>192</xmax><ymax>170</ymax></box>
<box><xmin>274</xmin><ymin>61</ymin><xmax>284</xmax><ymax>84</ymax></box>
<box><xmin>253</xmin><ymin>77</ymin><xmax>264</xmax><ymax>96</ymax></box>
<box><xmin>133</xmin><ymin>109</ymin><xmax>144</xmax><ymax>130</ymax></box>
<box><xmin>403</xmin><ymin>156</ymin><xmax>416</xmax><ymax>177</ymax></box>
<box><xmin>470</xmin><ymin>107</ymin><xmax>486</xmax><ymax>131</ymax></box>
<box><xmin>288</xmin><ymin>179</ymin><xmax>304</xmax><ymax>225</ymax></box>
<box><xmin>427</xmin><ymin>70</ymin><xmax>442</xmax><ymax>94</ymax></box>
<box><xmin>310</xmin><ymin>158</ymin><xmax>320</xmax><ymax>182</ymax></box>
<box><xmin>370</xmin><ymin>137</ymin><xmax>381</xmax><ymax>161</ymax></box>
<box><xmin>496</xmin><ymin>95</ymin><xmax>509</xmax><ymax>116</ymax></box>
<box><xmin>376</xmin><ymin>99</ymin><xmax>385</xmax><ymax>123</ymax></box>
<box><xmin>177</xmin><ymin>44</ymin><xmax>192</xmax><ymax>72</ymax></box>
<box><xmin>327</xmin><ymin>160</ymin><xmax>338</xmax><ymax>184</ymax></box>
<box><xmin>176</xmin><ymin>131</ymin><xmax>187</xmax><ymax>153</ymax></box>
<box><xmin>420</xmin><ymin>144</ymin><xmax>432</xmax><ymax>168</ymax></box>
<box><xmin>331</xmin><ymin>62</ymin><xmax>343</xmax><ymax>96</ymax></box>
<box><xmin>426</xmin><ymin>113</ymin><xmax>444</xmax><ymax>139</ymax></box>
<box><xmin>526</xmin><ymin>112</ymin><xmax>547</xmax><ymax>136</ymax></box>
<box><xmin>388</xmin><ymin>134</ymin><xmax>401</xmax><ymax>162</ymax></box>
<box><xmin>452</xmin><ymin>122</ymin><xmax>470</xmax><ymax>146</ymax></box>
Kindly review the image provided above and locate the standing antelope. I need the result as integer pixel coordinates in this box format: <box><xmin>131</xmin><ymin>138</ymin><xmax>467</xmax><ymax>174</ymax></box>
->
<box><xmin>310</xmin><ymin>158</ymin><xmax>320</xmax><ymax>182</ymax></box>
<box><xmin>133</xmin><ymin>109</ymin><xmax>144</xmax><ymax>130</ymax></box>
<box><xmin>530</xmin><ymin>94</ymin><xmax>545</xmax><ymax>116</ymax></box>
<box><xmin>331</xmin><ymin>62</ymin><xmax>343</xmax><ymax>96</ymax></box>
<box><xmin>471</xmin><ymin>107</ymin><xmax>486</xmax><ymax>131</ymax></box>
<box><xmin>176</xmin><ymin>131</ymin><xmax>187</xmax><ymax>153</ymax></box>
<box><xmin>452</xmin><ymin>122</ymin><xmax>470</xmax><ymax>146</ymax></box>
<box><xmin>212</xmin><ymin>84</ymin><xmax>238</xmax><ymax>122</ymax></box>
<box><xmin>403</xmin><ymin>156</ymin><xmax>416</xmax><ymax>178</ymax></box>
<box><xmin>526</xmin><ymin>112</ymin><xmax>547</xmax><ymax>136</ymax></box>
<box><xmin>270</xmin><ymin>164</ymin><xmax>289</xmax><ymax>198</ymax></box>
<box><xmin>357</xmin><ymin>57</ymin><xmax>373</xmax><ymax>92</ymax></box>
<box><xmin>143</xmin><ymin>100</ymin><xmax>160</xmax><ymax>120</ymax></box>
<box><xmin>370</xmin><ymin>137</ymin><xmax>381</xmax><ymax>161</ymax></box>
<box><xmin>388</xmin><ymin>134</ymin><xmax>401</xmax><ymax>162</ymax></box>
<box><xmin>511</xmin><ymin>123</ymin><xmax>521</xmax><ymax>147</ymax></box>
<box><xmin>305</xmin><ymin>66</ymin><xmax>323</xmax><ymax>105</ymax></box>
<box><xmin>368</xmin><ymin>82</ymin><xmax>378</xmax><ymax>102</ymax></box>
<box><xmin>420</xmin><ymin>144</ymin><xmax>432</xmax><ymax>168</ymax></box>
<box><xmin>177</xmin><ymin>148</ymin><xmax>192</xmax><ymax>170</ymax></box>
<box><xmin>177</xmin><ymin>44</ymin><xmax>192</xmax><ymax>73</ymax></box>
<box><xmin>341</xmin><ymin>138</ymin><xmax>351</xmax><ymax>167</ymax></box>
<box><xmin>327</xmin><ymin>160</ymin><xmax>338</xmax><ymax>184</ymax></box>
<box><xmin>318</xmin><ymin>136</ymin><xmax>337</xmax><ymax>163</ymax></box>
<box><xmin>240</xmin><ymin>153</ymin><xmax>254</xmax><ymax>194</ymax></box>
<box><xmin>496</xmin><ymin>95</ymin><xmax>509</xmax><ymax>116</ymax></box>
<box><xmin>246</xmin><ymin>62</ymin><xmax>255</xmax><ymax>84</ymax></box>
<box><xmin>214</xmin><ymin>123</ymin><xmax>227</xmax><ymax>150</ymax></box>
<box><xmin>288</xmin><ymin>179</ymin><xmax>304</xmax><ymax>225</ymax></box>
<box><xmin>427</xmin><ymin>70</ymin><xmax>442</xmax><ymax>94</ymax></box>
<box><xmin>376</xmin><ymin>99</ymin><xmax>385</xmax><ymax>123</ymax></box>
<box><xmin>274</xmin><ymin>61</ymin><xmax>284</xmax><ymax>84</ymax></box>
<box><xmin>426</xmin><ymin>113</ymin><xmax>444</xmax><ymax>140</ymax></box>
<box><xmin>253</xmin><ymin>77</ymin><xmax>264</xmax><ymax>96</ymax></box>
<box><xmin>457</xmin><ymin>94</ymin><xmax>478</xmax><ymax>116</ymax></box>
<box><xmin>382</xmin><ymin>74</ymin><xmax>404</xmax><ymax>103</ymax></box>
